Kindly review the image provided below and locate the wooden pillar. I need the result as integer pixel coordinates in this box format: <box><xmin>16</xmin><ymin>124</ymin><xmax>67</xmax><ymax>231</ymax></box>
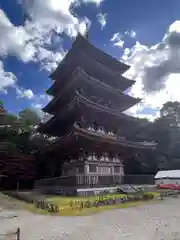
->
<box><xmin>16</xmin><ymin>228</ymin><xmax>20</xmax><ymax>240</ymax></box>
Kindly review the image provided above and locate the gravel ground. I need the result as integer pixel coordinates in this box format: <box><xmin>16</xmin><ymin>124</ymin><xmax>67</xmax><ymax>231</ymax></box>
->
<box><xmin>1</xmin><ymin>198</ymin><xmax>180</xmax><ymax>240</ymax></box>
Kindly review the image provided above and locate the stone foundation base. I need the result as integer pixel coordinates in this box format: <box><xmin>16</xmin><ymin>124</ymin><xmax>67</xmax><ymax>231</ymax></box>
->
<box><xmin>77</xmin><ymin>186</ymin><xmax>119</xmax><ymax>196</ymax></box>
<box><xmin>40</xmin><ymin>186</ymin><xmax>120</xmax><ymax>196</ymax></box>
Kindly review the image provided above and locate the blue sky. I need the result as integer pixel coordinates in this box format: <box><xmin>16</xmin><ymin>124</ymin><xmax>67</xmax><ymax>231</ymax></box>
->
<box><xmin>1</xmin><ymin>0</ymin><xmax>180</xmax><ymax>121</ymax></box>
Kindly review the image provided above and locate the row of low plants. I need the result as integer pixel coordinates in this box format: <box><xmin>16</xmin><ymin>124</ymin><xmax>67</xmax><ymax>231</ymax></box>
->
<box><xmin>68</xmin><ymin>192</ymin><xmax>155</xmax><ymax>211</ymax></box>
<box><xmin>159</xmin><ymin>190</ymin><xmax>180</xmax><ymax>199</ymax></box>
<box><xmin>33</xmin><ymin>199</ymin><xmax>59</xmax><ymax>213</ymax></box>
<box><xmin>31</xmin><ymin>193</ymin><xmax>155</xmax><ymax>214</ymax></box>
<box><xmin>31</xmin><ymin>192</ymin><xmax>157</xmax><ymax>214</ymax></box>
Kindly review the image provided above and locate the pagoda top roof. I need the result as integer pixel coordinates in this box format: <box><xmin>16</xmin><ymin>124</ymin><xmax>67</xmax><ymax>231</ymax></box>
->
<box><xmin>51</xmin><ymin>34</ymin><xmax>130</xmax><ymax>79</ymax></box>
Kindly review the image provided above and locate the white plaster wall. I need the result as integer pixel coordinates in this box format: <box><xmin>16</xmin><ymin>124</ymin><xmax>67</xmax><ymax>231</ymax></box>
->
<box><xmin>120</xmin><ymin>166</ymin><xmax>124</xmax><ymax>176</ymax></box>
<box><xmin>98</xmin><ymin>166</ymin><xmax>111</xmax><ymax>175</ymax></box>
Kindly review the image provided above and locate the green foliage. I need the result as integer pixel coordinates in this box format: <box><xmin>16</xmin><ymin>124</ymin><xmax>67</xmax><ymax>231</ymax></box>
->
<box><xmin>151</xmin><ymin>102</ymin><xmax>180</xmax><ymax>170</ymax></box>
<box><xmin>124</xmin><ymin>101</ymin><xmax>180</xmax><ymax>174</ymax></box>
<box><xmin>19</xmin><ymin>108</ymin><xmax>41</xmax><ymax>126</ymax></box>
<box><xmin>142</xmin><ymin>192</ymin><xmax>154</xmax><ymax>200</ymax></box>
<box><xmin>0</xmin><ymin>100</ymin><xmax>4</xmax><ymax>108</ymax></box>
<box><xmin>160</xmin><ymin>101</ymin><xmax>180</xmax><ymax>127</ymax></box>
<box><xmin>0</xmin><ymin>106</ymin><xmax>49</xmax><ymax>154</ymax></box>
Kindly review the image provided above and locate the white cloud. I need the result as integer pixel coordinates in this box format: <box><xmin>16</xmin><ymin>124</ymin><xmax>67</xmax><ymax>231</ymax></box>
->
<box><xmin>125</xmin><ymin>30</ymin><xmax>136</xmax><ymax>38</ymax></box>
<box><xmin>121</xmin><ymin>48</ymin><xmax>131</xmax><ymax>61</ymax></box>
<box><xmin>22</xmin><ymin>0</ymin><xmax>82</xmax><ymax>70</ymax></box>
<box><xmin>110</xmin><ymin>32</ymin><xmax>124</xmax><ymax>48</ymax></box>
<box><xmin>32</xmin><ymin>93</ymin><xmax>51</xmax><ymax>107</ymax></box>
<box><xmin>33</xmin><ymin>103</ymin><xmax>43</xmax><ymax>109</ymax></box>
<box><xmin>0</xmin><ymin>9</ymin><xmax>34</xmax><ymax>62</ymax></box>
<box><xmin>0</xmin><ymin>1</ymin><xmax>94</xmax><ymax>72</ymax></box>
<box><xmin>135</xmin><ymin>113</ymin><xmax>160</xmax><ymax>122</ymax></box>
<box><xmin>0</xmin><ymin>61</ymin><xmax>17</xmax><ymax>92</ymax></box>
<box><xmin>122</xmin><ymin>21</ymin><xmax>180</xmax><ymax>121</ymax></box>
<box><xmin>125</xmin><ymin>102</ymin><xmax>160</xmax><ymax>122</ymax></box>
<box><xmin>23</xmin><ymin>89</ymin><xmax>34</xmax><ymax>99</ymax></box>
<box><xmin>24</xmin><ymin>0</ymin><xmax>79</xmax><ymax>37</ymax></box>
<box><xmin>96</xmin><ymin>13</ymin><xmax>107</xmax><ymax>29</ymax></box>
<box><xmin>0</xmin><ymin>0</ymin><xmax>103</xmax><ymax>114</ymax></box>
<box><xmin>0</xmin><ymin>60</ymin><xmax>35</xmax><ymax>99</ymax></box>
<box><xmin>31</xmin><ymin>103</ymin><xmax>44</xmax><ymax>118</ymax></box>
<box><xmin>22</xmin><ymin>0</ymin><xmax>93</xmax><ymax>38</ymax></box>
<box><xmin>15</xmin><ymin>87</ymin><xmax>34</xmax><ymax>99</ymax></box>
<box><xmin>110</xmin><ymin>30</ymin><xmax>136</xmax><ymax>49</ymax></box>
<box><xmin>31</xmin><ymin>93</ymin><xmax>52</xmax><ymax>118</ymax></box>
<box><xmin>80</xmin><ymin>0</ymin><xmax>104</xmax><ymax>6</ymax></box>
<box><xmin>0</xmin><ymin>8</ymin><xmax>61</xmax><ymax>70</ymax></box>
<box><xmin>35</xmin><ymin>47</ymin><xmax>66</xmax><ymax>72</ymax></box>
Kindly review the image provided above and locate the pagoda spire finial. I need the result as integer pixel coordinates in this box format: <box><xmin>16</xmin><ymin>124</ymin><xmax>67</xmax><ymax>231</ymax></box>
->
<box><xmin>84</xmin><ymin>22</ymin><xmax>89</xmax><ymax>40</ymax></box>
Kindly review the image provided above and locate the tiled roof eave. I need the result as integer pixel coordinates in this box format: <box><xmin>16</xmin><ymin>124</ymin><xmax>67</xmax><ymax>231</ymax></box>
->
<box><xmin>73</xmin><ymin>124</ymin><xmax>157</xmax><ymax>150</ymax></box>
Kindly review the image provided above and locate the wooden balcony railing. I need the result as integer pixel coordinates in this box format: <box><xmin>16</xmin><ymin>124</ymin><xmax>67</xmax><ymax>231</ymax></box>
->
<box><xmin>34</xmin><ymin>174</ymin><xmax>123</xmax><ymax>190</ymax></box>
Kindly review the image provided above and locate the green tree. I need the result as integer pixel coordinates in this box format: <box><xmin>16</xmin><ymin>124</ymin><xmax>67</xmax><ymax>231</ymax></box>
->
<box><xmin>0</xmin><ymin>100</ymin><xmax>4</xmax><ymax>108</ymax></box>
<box><xmin>19</xmin><ymin>108</ymin><xmax>41</xmax><ymax>126</ymax></box>
<box><xmin>160</xmin><ymin>101</ymin><xmax>180</xmax><ymax>127</ymax></box>
<box><xmin>149</xmin><ymin>101</ymin><xmax>180</xmax><ymax>171</ymax></box>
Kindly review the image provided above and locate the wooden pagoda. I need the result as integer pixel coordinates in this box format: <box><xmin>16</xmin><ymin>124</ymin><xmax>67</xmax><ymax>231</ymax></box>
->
<box><xmin>37</xmin><ymin>34</ymin><xmax>156</xmax><ymax>195</ymax></box>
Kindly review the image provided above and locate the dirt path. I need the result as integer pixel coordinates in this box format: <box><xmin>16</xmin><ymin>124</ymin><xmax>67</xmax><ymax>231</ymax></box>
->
<box><xmin>1</xmin><ymin>198</ymin><xmax>180</xmax><ymax>239</ymax></box>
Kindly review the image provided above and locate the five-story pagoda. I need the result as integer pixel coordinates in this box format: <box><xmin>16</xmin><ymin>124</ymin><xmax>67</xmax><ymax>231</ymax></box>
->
<box><xmin>37</xmin><ymin>34</ymin><xmax>156</xmax><ymax>195</ymax></box>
